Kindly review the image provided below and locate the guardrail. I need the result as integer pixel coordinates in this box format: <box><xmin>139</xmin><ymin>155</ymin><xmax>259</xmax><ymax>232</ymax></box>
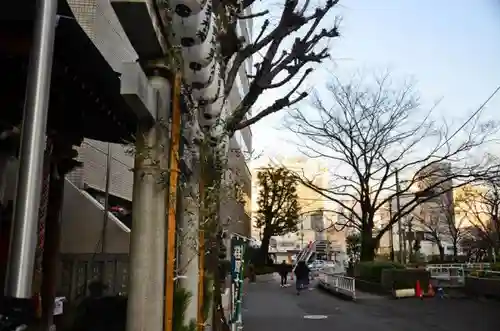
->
<box><xmin>317</xmin><ymin>271</ymin><xmax>356</xmax><ymax>300</ymax></box>
<box><xmin>429</xmin><ymin>263</ymin><xmax>491</xmax><ymax>270</ymax></box>
<box><xmin>468</xmin><ymin>270</ymin><xmax>500</xmax><ymax>277</ymax></box>
<box><xmin>426</xmin><ymin>265</ymin><xmax>465</xmax><ymax>287</ymax></box>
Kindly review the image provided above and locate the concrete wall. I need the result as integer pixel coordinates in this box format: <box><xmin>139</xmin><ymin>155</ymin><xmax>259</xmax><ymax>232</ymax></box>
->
<box><xmin>69</xmin><ymin>139</ymin><xmax>134</xmax><ymax>201</ymax></box>
<box><xmin>225</xmin><ymin>3</ymin><xmax>253</xmax><ymax>239</ymax></box>
<box><xmin>0</xmin><ymin>154</ymin><xmax>130</xmax><ymax>255</ymax></box>
<box><xmin>222</xmin><ymin>148</ymin><xmax>252</xmax><ymax>237</ymax></box>
<box><xmin>67</xmin><ymin>0</ymin><xmax>137</xmax><ymax>70</ymax></box>
<box><xmin>60</xmin><ymin>179</ymin><xmax>130</xmax><ymax>254</ymax></box>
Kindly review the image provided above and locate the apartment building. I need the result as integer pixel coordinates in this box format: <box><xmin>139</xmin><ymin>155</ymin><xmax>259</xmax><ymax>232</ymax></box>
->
<box><xmin>220</xmin><ymin>5</ymin><xmax>253</xmax><ymax>238</ymax></box>
<box><xmin>377</xmin><ymin>163</ymin><xmax>466</xmax><ymax>260</ymax></box>
<box><xmin>58</xmin><ymin>0</ymin><xmax>137</xmax><ymax>257</ymax></box>
<box><xmin>55</xmin><ymin>1</ymin><xmax>253</xmax><ymax>298</ymax></box>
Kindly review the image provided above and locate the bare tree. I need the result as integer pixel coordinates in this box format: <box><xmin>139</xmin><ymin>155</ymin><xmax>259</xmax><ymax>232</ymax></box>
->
<box><xmin>456</xmin><ymin>179</ymin><xmax>500</xmax><ymax>257</ymax></box>
<box><xmin>447</xmin><ymin>204</ymin><xmax>467</xmax><ymax>260</ymax></box>
<box><xmin>413</xmin><ymin>210</ymin><xmax>441</xmax><ymax>261</ymax></box>
<box><xmin>216</xmin><ymin>0</ymin><xmax>341</xmax><ymax>134</ymax></box>
<box><xmin>413</xmin><ymin>190</ymin><xmax>466</xmax><ymax>260</ymax></box>
<box><xmin>459</xmin><ymin>226</ymin><xmax>491</xmax><ymax>262</ymax></box>
<box><xmin>176</xmin><ymin>2</ymin><xmax>342</xmax><ymax>328</ymax></box>
<box><xmin>286</xmin><ymin>73</ymin><xmax>498</xmax><ymax>261</ymax></box>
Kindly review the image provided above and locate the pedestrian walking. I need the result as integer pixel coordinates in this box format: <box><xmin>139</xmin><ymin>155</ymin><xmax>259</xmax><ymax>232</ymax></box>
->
<box><xmin>294</xmin><ymin>261</ymin><xmax>310</xmax><ymax>295</ymax></box>
<box><xmin>278</xmin><ymin>260</ymin><xmax>288</xmax><ymax>287</ymax></box>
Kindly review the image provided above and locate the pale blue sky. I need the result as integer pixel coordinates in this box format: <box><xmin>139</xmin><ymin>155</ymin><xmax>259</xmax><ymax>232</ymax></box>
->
<box><xmin>250</xmin><ymin>0</ymin><xmax>500</xmax><ymax>162</ymax></box>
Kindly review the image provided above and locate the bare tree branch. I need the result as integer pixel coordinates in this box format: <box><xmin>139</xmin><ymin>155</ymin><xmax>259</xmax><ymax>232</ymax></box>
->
<box><xmin>456</xmin><ymin>178</ymin><xmax>500</xmax><ymax>256</ymax></box>
<box><xmin>286</xmin><ymin>72</ymin><xmax>500</xmax><ymax>260</ymax></box>
<box><xmin>412</xmin><ymin>189</ymin><xmax>466</xmax><ymax>260</ymax></box>
<box><xmin>233</xmin><ymin>69</ymin><xmax>311</xmax><ymax>129</ymax></box>
<box><xmin>236</xmin><ymin>10</ymin><xmax>269</xmax><ymax>20</ymax></box>
<box><xmin>223</xmin><ymin>0</ymin><xmax>341</xmax><ymax>133</ymax></box>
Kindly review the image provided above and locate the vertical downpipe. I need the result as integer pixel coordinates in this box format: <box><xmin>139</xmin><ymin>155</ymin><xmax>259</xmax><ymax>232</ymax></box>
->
<box><xmin>6</xmin><ymin>0</ymin><xmax>57</xmax><ymax>299</ymax></box>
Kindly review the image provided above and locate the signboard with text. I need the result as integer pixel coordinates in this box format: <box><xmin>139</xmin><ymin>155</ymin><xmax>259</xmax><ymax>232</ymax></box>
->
<box><xmin>230</xmin><ymin>236</ymin><xmax>247</xmax><ymax>326</ymax></box>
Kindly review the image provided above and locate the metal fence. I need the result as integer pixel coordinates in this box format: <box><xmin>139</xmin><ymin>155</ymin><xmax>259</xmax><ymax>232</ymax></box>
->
<box><xmin>426</xmin><ymin>263</ymin><xmax>498</xmax><ymax>288</ymax></box>
<box><xmin>317</xmin><ymin>271</ymin><xmax>356</xmax><ymax>300</ymax></box>
<box><xmin>58</xmin><ymin>253</ymin><xmax>129</xmax><ymax>303</ymax></box>
<box><xmin>428</xmin><ymin>263</ymin><xmax>491</xmax><ymax>271</ymax></box>
<box><xmin>426</xmin><ymin>265</ymin><xmax>465</xmax><ymax>287</ymax></box>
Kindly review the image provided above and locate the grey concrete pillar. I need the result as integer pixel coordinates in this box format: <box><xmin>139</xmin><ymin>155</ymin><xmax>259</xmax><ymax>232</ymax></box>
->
<box><xmin>126</xmin><ymin>74</ymin><xmax>170</xmax><ymax>331</ymax></box>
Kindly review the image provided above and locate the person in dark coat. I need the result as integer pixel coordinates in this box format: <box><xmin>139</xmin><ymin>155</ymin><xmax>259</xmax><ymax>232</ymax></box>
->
<box><xmin>278</xmin><ymin>260</ymin><xmax>289</xmax><ymax>287</ymax></box>
<box><xmin>294</xmin><ymin>261</ymin><xmax>310</xmax><ymax>295</ymax></box>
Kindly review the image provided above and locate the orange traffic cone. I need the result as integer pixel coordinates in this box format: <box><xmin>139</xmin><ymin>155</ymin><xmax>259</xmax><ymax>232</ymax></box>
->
<box><xmin>427</xmin><ymin>283</ymin><xmax>435</xmax><ymax>297</ymax></box>
<box><xmin>415</xmin><ymin>280</ymin><xmax>423</xmax><ymax>299</ymax></box>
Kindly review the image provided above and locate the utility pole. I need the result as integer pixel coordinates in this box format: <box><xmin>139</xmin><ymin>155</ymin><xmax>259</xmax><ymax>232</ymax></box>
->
<box><xmin>6</xmin><ymin>0</ymin><xmax>57</xmax><ymax>307</ymax></box>
<box><xmin>395</xmin><ymin>169</ymin><xmax>404</xmax><ymax>263</ymax></box>
<box><xmin>388</xmin><ymin>197</ymin><xmax>394</xmax><ymax>261</ymax></box>
<box><xmin>126</xmin><ymin>71</ymin><xmax>171</xmax><ymax>331</ymax></box>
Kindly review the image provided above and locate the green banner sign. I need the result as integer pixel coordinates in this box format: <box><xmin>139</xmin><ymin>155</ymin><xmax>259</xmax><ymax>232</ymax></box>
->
<box><xmin>230</xmin><ymin>236</ymin><xmax>247</xmax><ymax>325</ymax></box>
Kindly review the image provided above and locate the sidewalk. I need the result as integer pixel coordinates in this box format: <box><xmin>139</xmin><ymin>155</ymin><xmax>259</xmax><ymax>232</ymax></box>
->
<box><xmin>242</xmin><ymin>277</ymin><xmax>315</xmax><ymax>331</ymax></box>
<box><xmin>242</xmin><ymin>275</ymin><xmax>499</xmax><ymax>331</ymax></box>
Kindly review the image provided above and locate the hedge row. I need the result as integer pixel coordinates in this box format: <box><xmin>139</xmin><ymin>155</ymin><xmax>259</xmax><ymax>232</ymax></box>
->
<box><xmin>354</xmin><ymin>261</ymin><xmax>431</xmax><ymax>292</ymax></box>
<box><xmin>355</xmin><ymin>261</ymin><xmax>405</xmax><ymax>283</ymax></box>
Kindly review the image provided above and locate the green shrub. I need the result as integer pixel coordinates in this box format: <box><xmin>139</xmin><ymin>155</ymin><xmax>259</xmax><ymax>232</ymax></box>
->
<box><xmin>202</xmin><ymin>274</ymin><xmax>213</xmax><ymax>322</ymax></box>
<box><xmin>355</xmin><ymin>261</ymin><xmax>405</xmax><ymax>283</ymax></box>
<box><xmin>491</xmin><ymin>263</ymin><xmax>500</xmax><ymax>271</ymax></box>
<box><xmin>173</xmin><ymin>287</ymin><xmax>196</xmax><ymax>331</ymax></box>
<box><xmin>381</xmin><ymin>268</ymin><xmax>430</xmax><ymax>290</ymax></box>
<box><xmin>355</xmin><ymin>279</ymin><xmax>391</xmax><ymax>295</ymax></box>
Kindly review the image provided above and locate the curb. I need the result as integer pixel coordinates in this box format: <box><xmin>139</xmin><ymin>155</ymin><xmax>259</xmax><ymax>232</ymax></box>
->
<box><xmin>317</xmin><ymin>282</ymin><xmax>356</xmax><ymax>301</ymax></box>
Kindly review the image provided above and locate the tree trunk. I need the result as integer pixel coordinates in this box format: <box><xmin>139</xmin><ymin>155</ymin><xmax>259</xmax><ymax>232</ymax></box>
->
<box><xmin>258</xmin><ymin>231</ymin><xmax>271</xmax><ymax>265</ymax></box>
<box><xmin>206</xmin><ymin>232</ymin><xmax>230</xmax><ymax>331</ymax></box>
<box><xmin>407</xmin><ymin>238</ymin><xmax>414</xmax><ymax>263</ymax></box>
<box><xmin>438</xmin><ymin>244</ymin><xmax>445</xmax><ymax>261</ymax></box>
<box><xmin>360</xmin><ymin>228</ymin><xmax>376</xmax><ymax>261</ymax></box>
<box><xmin>452</xmin><ymin>240</ymin><xmax>458</xmax><ymax>261</ymax></box>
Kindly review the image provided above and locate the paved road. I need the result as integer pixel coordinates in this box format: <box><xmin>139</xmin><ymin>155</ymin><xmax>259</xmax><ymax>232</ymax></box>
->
<box><xmin>242</xmin><ymin>276</ymin><xmax>498</xmax><ymax>331</ymax></box>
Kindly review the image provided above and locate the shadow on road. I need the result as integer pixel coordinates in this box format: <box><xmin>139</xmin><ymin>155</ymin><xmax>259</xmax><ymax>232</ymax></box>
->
<box><xmin>243</xmin><ymin>278</ymin><xmax>499</xmax><ymax>331</ymax></box>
